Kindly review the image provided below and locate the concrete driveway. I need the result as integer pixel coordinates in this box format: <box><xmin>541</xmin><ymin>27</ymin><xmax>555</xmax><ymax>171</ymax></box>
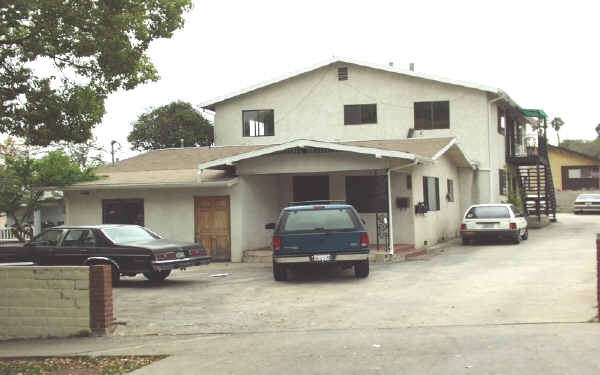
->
<box><xmin>112</xmin><ymin>213</ymin><xmax>598</xmax><ymax>336</ymax></box>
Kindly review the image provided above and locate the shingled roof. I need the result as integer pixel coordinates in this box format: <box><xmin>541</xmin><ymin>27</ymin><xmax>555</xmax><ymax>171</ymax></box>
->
<box><xmin>69</xmin><ymin>137</ymin><xmax>474</xmax><ymax>190</ymax></box>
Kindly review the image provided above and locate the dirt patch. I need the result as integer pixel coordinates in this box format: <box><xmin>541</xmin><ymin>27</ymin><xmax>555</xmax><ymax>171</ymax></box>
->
<box><xmin>0</xmin><ymin>356</ymin><xmax>166</xmax><ymax>374</ymax></box>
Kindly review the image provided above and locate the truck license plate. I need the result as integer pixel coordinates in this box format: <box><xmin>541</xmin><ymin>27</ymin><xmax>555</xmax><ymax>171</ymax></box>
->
<box><xmin>176</xmin><ymin>252</ymin><xmax>185</xmax><ymax>259</ymax></box>
<box><xmin>312</xmin><ymin>254</ymin><xmax>331</xmax><ymax>262</ymax></box>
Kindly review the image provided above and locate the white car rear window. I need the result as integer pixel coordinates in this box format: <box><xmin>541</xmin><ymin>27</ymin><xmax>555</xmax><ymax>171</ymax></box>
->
<box><xmin>466</xmin><ymin>206</ymin><xmax>510</xmax><ymax>219</ymax></box>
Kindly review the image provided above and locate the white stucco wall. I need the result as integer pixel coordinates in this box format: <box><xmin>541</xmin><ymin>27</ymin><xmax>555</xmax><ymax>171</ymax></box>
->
<box><xmin>64</xmin><ymin>186</ymin><xmax>245</xmax><ymax>262</ymax></box>
<box><xmin>213</xmin><ymin>63</ymin><xmax>504</xmax><ymax>173</ymax></box>
<box><xmin>239</xmin><ymin>175</ymin><xmax>281</xmax><ymax>254</ymax></box>
<box><xmin>411</xmin><ymin>154</ymin><xmax>466</xmax><ymax>247</ymax></box>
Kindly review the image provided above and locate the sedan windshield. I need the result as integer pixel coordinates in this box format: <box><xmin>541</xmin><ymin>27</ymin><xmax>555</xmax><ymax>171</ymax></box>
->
<box><xmin>102</xmin><ymin>226</ymin><xmax>160</xmax><ymax>244</ymax></box>
<box><xmin>577</xmin><ymin>194</ymin><xmax>600</xmax><ymax>200</ymax></box>
<box><xmin>465</xmin><ymin>206</ymin><xmax>510</xmax><ymax>219</ymax></box>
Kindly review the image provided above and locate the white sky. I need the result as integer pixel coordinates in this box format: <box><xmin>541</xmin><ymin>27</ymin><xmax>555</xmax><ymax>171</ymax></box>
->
<box><xmin>96</xmin><ymin>0</ymin><xmax>600</xmax><ymax>160</ymax></box>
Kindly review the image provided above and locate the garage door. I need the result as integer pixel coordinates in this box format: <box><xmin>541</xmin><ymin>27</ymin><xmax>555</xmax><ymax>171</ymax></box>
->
<box><xmin>194</xmin><ymin>196</ymin><xmax>231</xmax><ymax>261</ymax></box>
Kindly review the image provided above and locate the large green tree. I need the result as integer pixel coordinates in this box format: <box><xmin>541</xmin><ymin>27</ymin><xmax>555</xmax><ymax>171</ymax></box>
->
<box><xmin>128</xmin><ymin>101</ymin><xmax>214</xmax><ymax>151</ymax></box>
<box><xmin>0</xmin><ymin>150</ymin><xmax>97</xmax><ymax>241</ymax></box>
<box><xmin>0</xmin><ymin>0</ymin><xmax>193</xmax><ymax>146</ymax></box>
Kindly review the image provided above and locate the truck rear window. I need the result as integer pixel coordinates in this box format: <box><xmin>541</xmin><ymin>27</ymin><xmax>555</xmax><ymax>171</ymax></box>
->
<box><xmin>280</xmin><ymin>208</ymin><xmax>358</xmax><ymax>232</ymax></box>
<box><xmin>465</xmin><ymin>206</ymin><xmax>510</xmax><ymax>219</ymax></box>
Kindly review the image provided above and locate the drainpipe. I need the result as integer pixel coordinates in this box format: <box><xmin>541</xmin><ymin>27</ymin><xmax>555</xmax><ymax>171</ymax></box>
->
<box><xmin>386</xmin><ymin>160</ymin><xmax>420</xmax><ymax>254</ymax></box>
<box><xmin>487</xmin><ymin>95</ymin><xmax>504</xmax><ymax>203</ymax></box>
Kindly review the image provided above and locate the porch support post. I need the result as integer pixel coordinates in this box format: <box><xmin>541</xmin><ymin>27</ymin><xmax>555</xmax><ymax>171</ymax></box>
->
<box><xmin>387</xmin><ymin>169</ymin><xmax>394</xmax><ymax>255</ymax></box>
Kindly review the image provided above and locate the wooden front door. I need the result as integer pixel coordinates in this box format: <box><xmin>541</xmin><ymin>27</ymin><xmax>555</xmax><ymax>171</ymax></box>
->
<box><xmin>194</xmin><ymin>196</ymin><xmax>231</xmax><ymax>261</ymax></box>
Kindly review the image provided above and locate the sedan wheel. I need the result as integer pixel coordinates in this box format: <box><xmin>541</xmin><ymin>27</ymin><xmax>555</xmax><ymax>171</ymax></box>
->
<box><xmin>143</xmin><ymin>270</ymin><xmax>171</xmax><ymax>282</ymax></box>
<box><xmin>521</xmin><ymin>228</ymin><xmax>529</xmax><ymax>240</ymax></box>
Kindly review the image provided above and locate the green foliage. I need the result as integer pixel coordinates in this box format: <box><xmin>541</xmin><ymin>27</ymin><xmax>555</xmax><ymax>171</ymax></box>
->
<box><xmin>560</xmin><ymin>138</ymin><xmax>600</xmax><ymax>159</ymax></box>
<box><xmin>0</xmin><ymin>0</ymin><xmax>193</xmax><ymax>146</ymax></box>
<box><xmin>0</xmin><ymin>150</ymin><xmax>97</xmax><ymax>240</ymax></box>
<box><xmin>128</xmin><ymin>101</ymin><xmax>214</xmax><ymax>151</ymax></box>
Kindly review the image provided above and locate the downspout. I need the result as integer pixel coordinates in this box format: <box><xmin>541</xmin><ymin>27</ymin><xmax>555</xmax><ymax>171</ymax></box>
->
<box><xmin>386</xmin><ymin>159</ymin><xmax>420</xmax><ymax>254</ymax></box>
<box><xmin>487</xmin><ymin>95</ymin><xmax>504</xmax><ymax>203</ymax></box>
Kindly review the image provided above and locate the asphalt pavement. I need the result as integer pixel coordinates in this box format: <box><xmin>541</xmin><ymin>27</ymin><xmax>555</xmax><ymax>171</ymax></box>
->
<box><xmin>1</xmin><ymin>213</ymin><xmax>599</xmax><ymax>374</ymax></box>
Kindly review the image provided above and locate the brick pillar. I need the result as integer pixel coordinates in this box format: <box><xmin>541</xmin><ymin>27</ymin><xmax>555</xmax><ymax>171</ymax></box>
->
<box><xmin>89</xmin><ymin>265</ymin><xmax>114</xmax><ymax>335</ymax></box>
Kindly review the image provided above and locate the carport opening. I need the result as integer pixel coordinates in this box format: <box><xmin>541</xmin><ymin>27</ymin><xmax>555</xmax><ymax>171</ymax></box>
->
<box><xmin>293</xmin><ymin>175</ymin><xmax>330</xmax><ymax>202</ymax></box>
<box><xmin>102</xmin><ymin>199</ymin><xmax>144</xmax><ymax>226</ymax></box>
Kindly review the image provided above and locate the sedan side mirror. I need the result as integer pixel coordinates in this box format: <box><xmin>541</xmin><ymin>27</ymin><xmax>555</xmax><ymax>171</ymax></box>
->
<box><xmin>265</xmin><ymin>223</ymin><xmax>275</xmax><ymax>230</ymax></box>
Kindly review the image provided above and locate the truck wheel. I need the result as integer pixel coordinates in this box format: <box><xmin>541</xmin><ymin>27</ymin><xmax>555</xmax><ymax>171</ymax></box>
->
<box><xmin>273</xmin><ymin>262</ymin><xmax>287</xmax><ymax>281</ymax></box>
<box><xmin>354</xmin><ymin>260</ymin><xmax>369</xmax><ymax>278</ymax></box>
<box><xmin>143</xmin><ymin>270</ymin><xmax>171</xmax><ymax>282</ymax></box>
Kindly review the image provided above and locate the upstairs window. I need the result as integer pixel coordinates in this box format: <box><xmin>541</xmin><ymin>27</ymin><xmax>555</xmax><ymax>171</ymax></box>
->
<box><xmin>344</xmin><ymin>104</ymin><xmax>377</xmax><ymax>125</ymax></box>
<box><xmin>414</xmin><ymin>101</ymin><xmax>450</xmax><ymax>130</ymax></box>
<box><xmin>338</xmin><ymin>67</ymin><xmax>348</xmax><ymax>81</ymax></box>
<box><xmin>423</xmin><ymin>176</ymin><xmax>440</xmax><ymax>211</ymax></box>
<box><xmin>243</xmin><ymin>110</ymin><xmax>274</xmax><ymax>137</ymax></box>
<box><xmin>498</xmin><ymin>108</ymin><xmax>506</xmax><ymax>135</ymax></box>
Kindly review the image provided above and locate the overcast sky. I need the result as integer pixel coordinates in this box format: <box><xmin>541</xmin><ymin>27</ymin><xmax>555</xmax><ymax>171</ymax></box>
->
<box><xmin>96</xmin><ymin>0</ymin><xmax>599</xmax><ymax>161</ymax></box>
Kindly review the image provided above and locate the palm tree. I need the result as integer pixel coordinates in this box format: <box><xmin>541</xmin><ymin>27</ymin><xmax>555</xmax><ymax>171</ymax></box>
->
<box><xmin>551</xmin><ymin>117</ymin><xmax>565</xmax><ymax>145</ymax></box>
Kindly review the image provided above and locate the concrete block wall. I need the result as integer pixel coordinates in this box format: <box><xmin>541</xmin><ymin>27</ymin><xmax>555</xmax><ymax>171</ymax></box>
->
<box><xmin>0</xmin><ymin>266</ymin><xmax>91</xmax><ymax>340</ymax></box>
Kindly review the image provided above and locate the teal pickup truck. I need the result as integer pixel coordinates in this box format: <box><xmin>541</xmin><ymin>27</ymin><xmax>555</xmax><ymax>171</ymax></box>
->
<box><xmin>265</xmin><ymin>202</ymin><xmax>370</xmax><ymax>281</ymax></box>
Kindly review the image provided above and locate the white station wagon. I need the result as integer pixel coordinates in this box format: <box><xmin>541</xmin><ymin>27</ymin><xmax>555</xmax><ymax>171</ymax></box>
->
<box><xmin>460</xmin><ymin>204</ymin><xmax>528</xmax><ymax>245</ymax></box>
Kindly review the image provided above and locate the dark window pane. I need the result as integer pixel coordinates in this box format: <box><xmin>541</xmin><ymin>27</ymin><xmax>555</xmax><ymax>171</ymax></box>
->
<box><xmin>102</xmin><ymin>199</ymin><xmax>144</xmax><ymax>225</ymax></box>
<box><xmin>361</xmin><ymin>104</ymin><xmax>377</xmax><ymax>124</ymax></box>
<box><xmin>346</xmin><ymin>176</ymin><xmax>387</xmax><ymax>213</ymax></box>
<box><xmin>414</xmin><ymin>102</ymin><xmax>432</xmax><ymax>130</ymax></box>
<box><xmin>344</xmin><ymin>105</ymin><xmax>361</xmax><ymax>125</ymax></box>
<box><xmin>433</xmin><ymin>101</ymin><xmax>449</xmax><ymax>129</ymax></box>
<box><xmin>423</xmin><ymin>176</ymin><xmax>440</xmax><ymax>211</ymax></box>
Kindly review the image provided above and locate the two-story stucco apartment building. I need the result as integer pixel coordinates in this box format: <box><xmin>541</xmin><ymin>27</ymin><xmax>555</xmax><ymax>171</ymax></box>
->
<box><xmin>64</xmin><ymin>58</ymin><xmax>539</xmax><ymax>262</ymax></box>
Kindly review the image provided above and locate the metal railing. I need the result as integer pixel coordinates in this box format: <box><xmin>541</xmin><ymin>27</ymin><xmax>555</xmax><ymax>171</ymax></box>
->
<box><xmin>0</xmin><ymin>228</ymin><xmax>18</xmax><ymax>241</ymax></box>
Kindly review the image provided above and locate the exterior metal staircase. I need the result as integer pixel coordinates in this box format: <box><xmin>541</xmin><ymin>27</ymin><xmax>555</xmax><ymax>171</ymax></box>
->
<box><xmin>511</xmin><ymin>135</ymin><xmax>557</xmax><ymax>222</ymax></box>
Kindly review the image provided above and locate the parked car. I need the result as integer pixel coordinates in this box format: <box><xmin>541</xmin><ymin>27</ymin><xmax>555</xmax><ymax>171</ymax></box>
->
<box><xmin>460</xmin><ymin>204</ymin><xmax>528</xmax><ymax>245</ymax></box>
<box><xmin>0</xmin><ymin>225</ymin><xmax>211</xmax><ymax>284</ymax></box>
<box><xmin>265</xmin><ymin>201</ymin><xmax>370</xmax><ymax>281</ymax></box>
<box><xmin>573</xmin><ymin>193</ymin><xmax>600</xmax><ymax>214</ymax></box>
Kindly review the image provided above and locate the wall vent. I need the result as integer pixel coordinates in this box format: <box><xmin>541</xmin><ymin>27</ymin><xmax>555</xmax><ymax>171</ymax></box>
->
<box><xmin>338</xmin><ymin>67</ymin><xmax>348</xmax><ymax>81</ymax></box>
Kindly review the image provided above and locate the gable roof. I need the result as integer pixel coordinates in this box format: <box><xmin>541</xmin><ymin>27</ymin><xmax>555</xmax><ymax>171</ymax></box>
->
<box><xmin>200</xmin><ymin>57</ymin><xmax>518</xmax><ymax>111</ymax></box>
<box><xmin>197</xmin><ymin>137</ymin><xmax>476</xmax><ymax>171</ymax></box>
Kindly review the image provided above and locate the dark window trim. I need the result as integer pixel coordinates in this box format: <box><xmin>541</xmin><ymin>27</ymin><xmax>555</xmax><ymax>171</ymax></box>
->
<box><xmin>423</xmin><ymin>176</ymin><xmax>440</xmax><ymax>211</ymax></box>
<box><xmin>414</xmin><ymin>101</ymin><xmax>450</xmax><ymax>130</ymax></box>
<box><xmin>344</xmin><ymin>104</ymin><xmax>378</xmax><ymax>125</ymax></box>
<box><xmin>242</xmin><ymin>109</ymin><xmax>275</xmax><ymax>137</ymax></box>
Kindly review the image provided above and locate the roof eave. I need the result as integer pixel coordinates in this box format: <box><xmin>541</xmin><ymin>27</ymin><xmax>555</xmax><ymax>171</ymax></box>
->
<box><xmin>59</xmin><ymin>178</ymin><xmax>240</xmax><ymax>191</ymax></box>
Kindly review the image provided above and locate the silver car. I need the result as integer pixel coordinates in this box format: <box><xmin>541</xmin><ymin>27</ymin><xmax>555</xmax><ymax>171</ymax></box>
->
<box><xmin>573</xmin><ymin>194</ymin><xmax>600</xmax><ymax>214</ymax></box>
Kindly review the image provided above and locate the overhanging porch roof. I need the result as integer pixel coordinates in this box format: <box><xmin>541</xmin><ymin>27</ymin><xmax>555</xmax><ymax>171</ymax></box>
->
<box><xmin>198</xmin><ymin>137</ymin><xmax>477</xmax><ymax>171</ymax></box>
